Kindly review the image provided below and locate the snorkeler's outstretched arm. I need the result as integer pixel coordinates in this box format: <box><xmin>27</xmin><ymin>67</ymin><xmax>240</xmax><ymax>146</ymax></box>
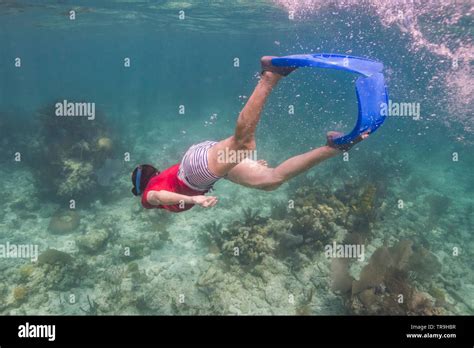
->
<box><xmin>147</xmin><ymin>190</ymin><xmax>218</xmax><ymax>208</ymax></box>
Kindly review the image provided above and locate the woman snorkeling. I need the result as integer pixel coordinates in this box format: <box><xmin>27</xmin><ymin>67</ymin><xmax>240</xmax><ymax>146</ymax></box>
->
<box><xmin>131</xmin><ymin>56</ymin><xmax>368</xmax><ymax>212</ymax></box>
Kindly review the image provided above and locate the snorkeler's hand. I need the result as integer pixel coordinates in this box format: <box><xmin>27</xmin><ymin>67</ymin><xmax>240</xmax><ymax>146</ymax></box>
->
<box><xmin>192</xmin><ymin>195</ymin><xmax>218</xmax><ymax>208</ymax></box>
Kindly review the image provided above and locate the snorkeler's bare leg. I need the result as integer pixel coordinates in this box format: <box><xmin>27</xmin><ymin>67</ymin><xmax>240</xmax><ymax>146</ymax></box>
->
<box><xmin>208</xmin><ymin>71</ymin><xmax>282</xmax><ymax>176</ymax></box>
<box><xmin>227</xmin><ymin>132</ymin><xmax>369</xmax><ymax>190</ymax></box>
<box><xmin>226</xmin><ymin>145</ymin><xmax>339</xmax><ymax>190</ymax></box>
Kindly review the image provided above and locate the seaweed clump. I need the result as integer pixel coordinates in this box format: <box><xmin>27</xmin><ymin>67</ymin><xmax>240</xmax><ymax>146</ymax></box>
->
<box><xmin>424</xmin><ymin>193</ymin><xmax>452</xmax><ymax>225</ymax></box>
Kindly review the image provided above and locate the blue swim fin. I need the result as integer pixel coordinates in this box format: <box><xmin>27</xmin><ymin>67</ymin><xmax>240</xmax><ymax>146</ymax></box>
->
<box><xmin>271</xmin><ymin>54</ymin><xmax>389</xmax><ymax>146</ymax></box>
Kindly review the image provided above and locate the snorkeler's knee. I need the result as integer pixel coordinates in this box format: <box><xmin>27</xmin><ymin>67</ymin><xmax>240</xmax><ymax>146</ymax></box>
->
<box><xmin>234</xmin><ymin>137</ymin><xmax>256</xmax><ymax>151</ymax></box>
<box><xmin>260</xmin><ymin>172</ymin><xmax>284</xmax><ymax>191</ymax></box>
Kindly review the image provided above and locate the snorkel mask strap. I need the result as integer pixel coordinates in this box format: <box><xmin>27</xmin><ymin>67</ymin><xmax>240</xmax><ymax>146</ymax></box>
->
<box><xmin>135</xmin><ymin>166</ymin><xmax>142</xmax><ymax>195</ymax></box>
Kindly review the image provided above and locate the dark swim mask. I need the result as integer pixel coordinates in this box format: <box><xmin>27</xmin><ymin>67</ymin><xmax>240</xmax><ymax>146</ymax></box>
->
<box><xmin>135</xmin><ymin>166</ymin><xmax>142</xmax><ymax>195</ymax></box>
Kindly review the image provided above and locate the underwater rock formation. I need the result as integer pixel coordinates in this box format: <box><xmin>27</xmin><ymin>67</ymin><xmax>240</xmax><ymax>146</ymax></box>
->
<box><xmin>38</xmin><ymin>249</ymin><xmax>73</xmax><ymax>265</ymax></box>
<box><xmin>76</xmin><ymin>228</ymin><xmax>110</xmax><ymax>254</ymax></box>
<box><xmin>48</xmin><ymin>210</ymin><xmax>81</xmax><ymax>234</ymax></box>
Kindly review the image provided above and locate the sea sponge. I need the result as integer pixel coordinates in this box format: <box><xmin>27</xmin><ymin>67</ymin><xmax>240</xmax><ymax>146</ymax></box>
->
<box><xmin>352</xmin><ymin>246</ymin><xmax>393</xmax><ymax>295</ymax></box>
<box><xmin>97</xmin><ymin>137</ymin><xmax>113</xmax><ymax>152</ymax></box>
<box><xmin>331</xmin><ymin>258</ymin><xmax>354</xmax><ymax>294</ymax></box>
<box><xmin>389</xmin><ymin>239</ymin><xmax>414</xmax><ymax>271</ymax></box>
<box><xmin>48</xmin><ymin>210</ymin><xmax>80</xmax><ymax>234</ymax></box>
<box><xmin>38</xmin><ymin>249</ymin><xmax>73</xmax><ymax>266</ymax></box>
<box><xmin>13</xmin><ymin>286</ymin><xmax>27</xmax><ymax>302</ymax></box>
<box><xmin>408</xmin><ymin>245</ymin><xmax>442</xmax><ymax>280</ymax></box>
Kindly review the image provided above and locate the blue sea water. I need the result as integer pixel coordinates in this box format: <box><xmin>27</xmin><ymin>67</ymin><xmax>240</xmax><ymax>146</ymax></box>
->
<box><xmin>0</xmin><ymin>0</ymin><xmax>473</xmax><ymax>315</ymax></box>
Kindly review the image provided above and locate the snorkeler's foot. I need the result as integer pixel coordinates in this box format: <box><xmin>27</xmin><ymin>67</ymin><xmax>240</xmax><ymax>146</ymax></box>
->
<box><xmin>261</xmin><ymin>56</ymin><xmax>297</xmax><ymax>77</ymax></box>
<box><xmin>326</xmin><ymin>131</ymin><xmax>370</xmax><ymax>152</ymax></box>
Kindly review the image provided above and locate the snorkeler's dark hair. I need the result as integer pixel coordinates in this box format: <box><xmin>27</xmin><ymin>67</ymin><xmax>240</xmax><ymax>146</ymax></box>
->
<box><xmin>131</xmin><ymin>164</ymin><xmax>159</xmax><ymax>196</ymax></box>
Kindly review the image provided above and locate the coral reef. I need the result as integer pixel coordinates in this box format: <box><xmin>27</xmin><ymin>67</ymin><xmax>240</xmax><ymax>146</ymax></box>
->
<box><xmin>200</xmin><ymin>208</ymin><xmax>274</xmax><ymax>266</ymax></box>
<box><xmin>1</xmin><ymin>248</ymin><xmax>89</xmax><ymax>313</ymax></box>
<box><xmin>221</xmin><ymin>226</ymin><xmax>273</xmax><ymax>266</ymax></box>
<box><xmin>275</xmin><ymin>183</ymin><xmax>351</xmax><ymax>259</ymax></box>
<box><xmin>332</xmin><ymin>240</ymin><xmax>445</xmax><ymax>315</ymax></box>
<box><xmin>199</xmin><ymin>183</ymin><xmax>359</xmax><ymax>267</ymax></box>
<box><xmin>48</xmin><ymin>210</ymin><xmax>81</xmax><ymax>234</ymax></box>
<box><xmin>200</xmin><ymin>221</ymin><xmax>224</xmax><ymax>254</ymax></box>
<box><xmin>28</xmin><ymin>102</ymin><xmax>119</xmax><ymax>201</ymax></box>
<box><xmin>57</xmin><ymin>160</ymin><xmax>95</xmax><ymax>197</ymax></box>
